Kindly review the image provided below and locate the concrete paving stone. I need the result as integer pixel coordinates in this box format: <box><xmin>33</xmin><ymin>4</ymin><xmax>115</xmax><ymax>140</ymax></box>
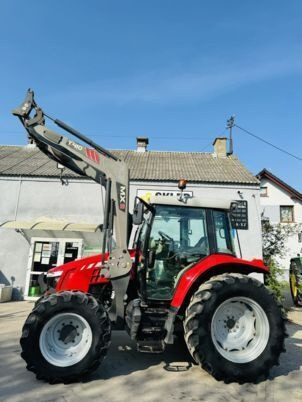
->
<box><xmin>0</xmin><ymin>300</ymin><xmax>301</xmax><ymax>402</ymax></box>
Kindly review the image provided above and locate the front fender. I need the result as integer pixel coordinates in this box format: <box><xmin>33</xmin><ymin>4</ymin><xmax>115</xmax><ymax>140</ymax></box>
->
<box><xmin>171</xmin><ymin>254</ymin><xmax>269</xmax><ymax>309</ymax></box>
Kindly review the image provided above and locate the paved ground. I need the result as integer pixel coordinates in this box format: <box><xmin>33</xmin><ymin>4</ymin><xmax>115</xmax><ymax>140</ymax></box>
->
<box><xmin>0</xmin><ymin>294</ymin><xmax>301</xmax><ymax>402</ymax></box>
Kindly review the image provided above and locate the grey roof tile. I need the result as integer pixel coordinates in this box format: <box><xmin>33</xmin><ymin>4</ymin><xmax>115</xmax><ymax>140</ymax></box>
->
<box><xmin>0</xmin><ymin>145</ymin><xmax>259</xmax><ymax>185</ymax></box>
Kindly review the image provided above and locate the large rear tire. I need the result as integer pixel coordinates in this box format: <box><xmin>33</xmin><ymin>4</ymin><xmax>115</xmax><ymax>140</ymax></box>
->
<box><xmin>289</xmin><ymin>267</ymin><xmax>302</xmax><ymax>307</ymax></box>
<box><xmin>184</xmin><ymin>274</ymin><xmax>286</xmax><ymax>384</ymax></box>
<box><xmin>20</xmin><ymin>291</ymin><xmax>111</xmax><ymax>383</ymax></box>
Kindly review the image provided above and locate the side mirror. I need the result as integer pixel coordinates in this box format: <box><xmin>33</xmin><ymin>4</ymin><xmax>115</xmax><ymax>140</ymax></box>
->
<box><xmin>230</xmin><ymin>201</ymin><xmax>238</xmax><ymax>212</ymax></box>
<box><xmin>219</xmin><ymin>227</ymin><xmax>226</xmax><ymax>239</ymax></box>
<box><xmin>148</xmin><ymin>249</ymin><xmax>156</xmax><ymax>268</ymax></box>
<box><xmin>133</xmin><ymin>201</ymin><xmax>144</xmax><ymax>225</ymax></box>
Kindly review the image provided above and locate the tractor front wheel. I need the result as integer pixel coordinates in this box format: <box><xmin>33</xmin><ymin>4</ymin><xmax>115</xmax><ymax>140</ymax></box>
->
<box><xmin>20</xmin><ymin>291</ymin><xmax>111</xmax><ymax>383</ymax></box>
<box><xmin>184</xmin><ymin>274</ymin><xmax>286</xmax><ymax>384</ymax></box>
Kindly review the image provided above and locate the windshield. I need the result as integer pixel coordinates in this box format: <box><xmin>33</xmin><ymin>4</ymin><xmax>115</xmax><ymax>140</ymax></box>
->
<box><xmin>146</xmin><ymin>205</ymin><xmax>209</xmax><ymax>300</ymax></box>
<box><xmin>149</xmin><ymin>205</ymin><xmax>209</xmax><ymax>257</ymax></box>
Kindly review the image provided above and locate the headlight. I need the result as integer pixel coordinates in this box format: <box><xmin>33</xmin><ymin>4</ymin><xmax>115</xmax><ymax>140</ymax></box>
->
<box><xmin>47</xmin><ymin>270</ymin><xmax>63</xmax><ymax>278</ymax></box>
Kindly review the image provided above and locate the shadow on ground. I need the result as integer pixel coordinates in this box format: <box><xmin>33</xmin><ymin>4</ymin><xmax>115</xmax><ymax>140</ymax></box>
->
<box><xmin>0</xmin><ymin>299</ymin><xmax>302</xmax><ymax>401</ymax></box>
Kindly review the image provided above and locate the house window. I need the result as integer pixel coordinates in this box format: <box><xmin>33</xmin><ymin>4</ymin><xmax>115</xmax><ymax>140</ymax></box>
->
<box><xmin>260</xmin><ymin>186</ymin><xmax>268</xmax><ymax>197</ymax></box>
<box><xmin>298</xmin><ymin>232</ymin><xmax>302</xmax><ymax>243</ymax></box>
<box><xmin>25</xmin><ymin>238</ymin><xmax>82</xmax><ymax>299</ymax></box>
<box><xmin>280</xmin><ymin>206</ymin><xmax>294</xmax><ymax>223</ymax></box>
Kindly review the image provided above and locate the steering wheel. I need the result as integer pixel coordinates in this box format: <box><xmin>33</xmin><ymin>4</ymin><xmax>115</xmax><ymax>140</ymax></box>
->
<box><xmin>194</xmin><ymin>236</ymin><xmax>206</xmax><ymax>248</ymax></box>
<box><xmin>158</xmin><ymin>231</ymin><xmax>174</xmax><ymax>242</ymax></box>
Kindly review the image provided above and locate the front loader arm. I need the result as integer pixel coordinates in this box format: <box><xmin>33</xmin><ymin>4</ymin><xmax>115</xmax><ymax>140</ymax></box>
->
<box><xmin>13</xmin><ymin>90</ymin><xmax>132</xmax><ymax>326</ymax></box>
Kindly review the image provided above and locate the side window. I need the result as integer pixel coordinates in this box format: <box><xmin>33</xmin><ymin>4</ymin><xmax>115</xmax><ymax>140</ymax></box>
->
<box><xmin>280</xmin><ymin>206</ymin><xmax>294</xmax><ymax>223</ymax></box>
<box><xmin>137</xmin><ymin>220</ymin><xmax>149</xmax><ymax>253</ymax></box>
<box><xmin>188</xmin><ymin>217</ymin><xmax>206</xmax><ymax>247</ymax></box>
<box><xmin>213</xmin><ymin>210</ymin><xmax>233</xmax><ymax>254</ymax></box>
<box><xmin>260</xmin><ymin>186</ymin><xmax>268</xmax><ymax>197</ymax></box>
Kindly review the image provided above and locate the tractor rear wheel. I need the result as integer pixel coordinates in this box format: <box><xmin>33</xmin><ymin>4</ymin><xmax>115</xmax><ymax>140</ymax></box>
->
<box><xmin>289</xmin><ymin>267</ymin><xmax>302</xmax><ymax>307</ymax></box>
<box><xmin>184</xmin><ymin>274</ymin><xmax>286</xmax><ymax>384</ymax></box>
<box><xmin>20</xmin><ymin>291</ymin><xmax>111</xmax><ymax>383</ymax></box>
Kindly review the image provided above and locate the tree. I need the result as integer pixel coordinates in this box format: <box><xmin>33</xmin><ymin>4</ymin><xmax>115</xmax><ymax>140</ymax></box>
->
<box><xmin>261</xmin><ymin>221</ymin><xmax>301</xmax><ymax>307</ymax></box>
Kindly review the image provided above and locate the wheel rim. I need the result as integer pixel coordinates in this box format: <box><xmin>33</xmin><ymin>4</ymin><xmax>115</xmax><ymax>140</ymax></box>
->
<box><xmin>211</xmin><ymin>297</ymin><xmax>270</xmax><ymax>364</ymax></box>
<box><xmin>39</xmin><ymin>313</ymin><xmax>93</xmax><ymax>367</ymax></box>
<box><xmin>290</xmin><ymin>273</ymin><xmax>298</xmax><ymax>298</ymax></box>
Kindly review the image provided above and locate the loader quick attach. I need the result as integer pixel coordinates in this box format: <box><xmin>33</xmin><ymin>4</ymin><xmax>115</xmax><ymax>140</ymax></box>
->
<box><xmin>13</xmin><ymin>90</ymin><xmax>287</xmax><ymax>384</ymax></box>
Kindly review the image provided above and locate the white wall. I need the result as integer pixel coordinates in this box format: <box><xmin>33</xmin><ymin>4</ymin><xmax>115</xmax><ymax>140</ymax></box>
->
<box><xmin>260</xmin><ymin>178</ymin><xmax>302</xmax><ymax>279</ymax></box>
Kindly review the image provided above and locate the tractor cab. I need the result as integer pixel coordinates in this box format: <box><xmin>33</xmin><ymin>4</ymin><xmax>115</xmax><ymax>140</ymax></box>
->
<box><xmin>133</xmin><ymin>193</ymin><xmax>235</xmax><ymax>301</ymax></box>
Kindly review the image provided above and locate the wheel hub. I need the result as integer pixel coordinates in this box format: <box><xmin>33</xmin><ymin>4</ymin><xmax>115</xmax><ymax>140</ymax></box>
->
<box><xmin>39</xmin><ymin>312</ymin><xmax>93</xmax><ymax>367</ymax></box>
<box><xmin>58</xmin><ymin>323</ymin><xmax>78</xmax><ymax>344</ymax></box>
<box><xmin>211</xmin><ymin>296</ymin><xmax>270</xmax><ymax>363</ymax></box>
<box><xmin>226</xmin><ymin>317</ymin><xmax>236</xmax><ymax>330</ymax></box>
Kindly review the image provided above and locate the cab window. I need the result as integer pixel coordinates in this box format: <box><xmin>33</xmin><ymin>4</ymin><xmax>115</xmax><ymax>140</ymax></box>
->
<box><xmin>213</xmin><ymin>210</ymin><xmax>233</xmax><ymax>254</ymax></box>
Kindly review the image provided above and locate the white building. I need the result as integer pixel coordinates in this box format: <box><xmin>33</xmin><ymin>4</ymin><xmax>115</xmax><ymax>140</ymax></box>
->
<box><xmin>257</xmin><ymin>169</ymin><xmax>302</xmax><ymax>278</ymax></box>
<box><xmin>0</xmin><ymin>137</ymin><xmax>262</xmax><ymax>300</ymax></box>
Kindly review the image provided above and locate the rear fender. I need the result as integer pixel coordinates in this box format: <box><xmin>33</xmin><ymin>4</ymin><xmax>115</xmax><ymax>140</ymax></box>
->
<box><xmin>171</xmin><ymin>254</ymin><xmax>269</xmax><ymax>310</ymax></box>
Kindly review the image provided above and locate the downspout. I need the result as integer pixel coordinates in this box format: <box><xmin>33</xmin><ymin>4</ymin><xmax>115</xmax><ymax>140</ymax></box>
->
<box><xmin>14</xmin><ymin>175</ymin><xmax>23</xmax><ymax>220</ymax></box>
<box><xmin>14</xmin><ymin>175</ymin><xmax>31</xmax><ymax>243</ymax></box>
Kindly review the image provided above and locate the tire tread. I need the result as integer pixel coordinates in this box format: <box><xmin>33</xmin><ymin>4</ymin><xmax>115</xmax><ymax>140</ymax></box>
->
<box><xmin>20</xmin><ymin>290</ymin><xmax>111</xmax><ymax>384</ymax></box>
<box><xmin>183</xmin><ymin>273</ymin><xmax>287</xmax><ymax>384</ymax></box>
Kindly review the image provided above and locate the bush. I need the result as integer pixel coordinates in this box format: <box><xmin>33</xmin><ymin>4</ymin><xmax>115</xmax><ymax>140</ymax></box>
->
<box><xmin>264</xmin><ymin>258</ymin><xmax>287</xmax><ymax>307</ymax></box>
<box><xmin>262</xmin><ymin>222</ymin><xmax>291</xmax><ymax>311</ymax></box>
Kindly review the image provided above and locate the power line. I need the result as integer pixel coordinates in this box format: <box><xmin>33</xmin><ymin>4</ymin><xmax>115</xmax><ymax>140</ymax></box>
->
<box><xmin>234</xmin><ymin>123</ymin><xmax>302</xmax><ymax>162</ymax></box>
<box><xmin>0</xmin><ymin>131</ymin><xmax>213</xmax><ymax>141</ymax></box>
<box><xmin>199</xmin><ymin>142</ymin><xmax>213</xmax><ymax>152</ymax></box>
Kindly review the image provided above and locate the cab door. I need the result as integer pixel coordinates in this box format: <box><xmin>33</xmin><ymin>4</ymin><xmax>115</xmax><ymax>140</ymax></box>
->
<box><xmin>146</xmin><ymin>205</ymin><xmax>209</xmax><ymax>300</ymax></box>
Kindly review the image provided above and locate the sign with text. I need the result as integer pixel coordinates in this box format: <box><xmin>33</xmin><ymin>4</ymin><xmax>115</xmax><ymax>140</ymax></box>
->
<box><xmin>230</xmin><ymin>200</ymin><xmax>248</xmax><ymax>230</ymax></box>
<box><xmin>137</xmin><ymin>189</ymin><xmax>193</xmax><ymax>202</ymax></box>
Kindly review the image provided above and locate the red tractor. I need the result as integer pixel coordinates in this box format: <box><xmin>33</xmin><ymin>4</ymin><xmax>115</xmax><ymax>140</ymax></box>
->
<box><xmin>13</xmin><ymin>90</ymin><xmax>286</xmax><ymax>384</ymax></box>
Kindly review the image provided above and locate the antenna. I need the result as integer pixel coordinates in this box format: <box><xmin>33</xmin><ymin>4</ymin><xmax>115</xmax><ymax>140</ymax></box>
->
<box><xmin>226</xmin><ymin>115</ymin><xmax>235</xmax><ymax>155</ymax></box>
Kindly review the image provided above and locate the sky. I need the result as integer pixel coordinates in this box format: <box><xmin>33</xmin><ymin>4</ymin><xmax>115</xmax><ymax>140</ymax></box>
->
<box><xmin>0</xmin><ymin>1</ymin><xmax>301</xmax><ymax>190</ymax></box>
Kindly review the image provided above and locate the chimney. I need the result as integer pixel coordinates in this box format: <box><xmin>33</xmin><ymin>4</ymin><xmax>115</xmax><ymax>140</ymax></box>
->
<box><xmin>213</xmin><ymin>137</ymin><xmax>227</xmax><ymax>158</ymax></box>
<box><xmin>136</xmin><ymin>137</ymin><xmax>149</xmax><ymax>152</ymax></box>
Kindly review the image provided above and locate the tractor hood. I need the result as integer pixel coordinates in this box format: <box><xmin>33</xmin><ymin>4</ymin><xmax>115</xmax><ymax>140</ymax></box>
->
<box><xmin>47</xmin><ymin>254</ymin><xmax>103</xmax><ymax>278</ymax></box>
<box><xmin>46</xmin><ymin>250</ymin><xmax>136</xmax><ymax>293</ymax></box>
